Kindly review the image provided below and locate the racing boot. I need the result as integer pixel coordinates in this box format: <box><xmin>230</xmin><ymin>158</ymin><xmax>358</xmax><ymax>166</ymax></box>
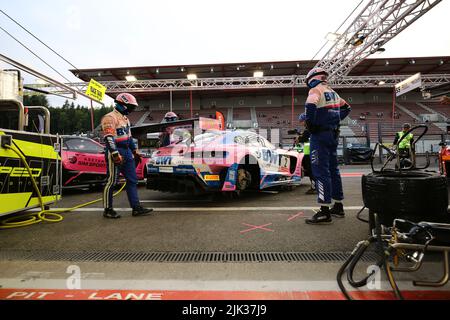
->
<box><xmin>330</xmin><ymin>202</ymin><xmax>345</xmax><ymax>218</ymax></box>
<box><xmin>305</xmin><ymin>206</ymin><xmax>332</xmax><ymax>225</ymax></box>
<box><xmin>132</xmin><ymin>205</ymin><xmax>153</xmax><ymax>217</ymax></box>
<box><xmin>103</xmin><ymin>208</ymin><xmax>121</xmax><ymax>219</ymax></box>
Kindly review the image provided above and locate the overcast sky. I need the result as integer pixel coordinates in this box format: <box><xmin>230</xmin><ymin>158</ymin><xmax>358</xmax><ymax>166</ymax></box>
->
<box><xmin>1</xmin><ymin>0</ymin><xmax>449</xmax><ymax>106</ymax></box>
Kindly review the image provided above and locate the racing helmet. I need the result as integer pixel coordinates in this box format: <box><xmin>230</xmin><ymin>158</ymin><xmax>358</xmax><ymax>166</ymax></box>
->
<box><xmin>163</xmin><ymin>111</ymin><xmax>178</xmax><ymax>123</ymax></box>
<box><xmin>305</xmin><ymin>67</ymin><xmax>329</xmax><ymax>88</ymax></box>
<box><xmin>115</xmin><ymin>93</ymin><xmax>139</xmax><ymax>114</ymax></box>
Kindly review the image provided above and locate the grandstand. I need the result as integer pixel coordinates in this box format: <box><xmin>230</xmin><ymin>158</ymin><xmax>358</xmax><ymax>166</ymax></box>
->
<box><xmin>71</xmin><ymin>56</ymin><xmax>450</xmax><ymax>149</ymax></box>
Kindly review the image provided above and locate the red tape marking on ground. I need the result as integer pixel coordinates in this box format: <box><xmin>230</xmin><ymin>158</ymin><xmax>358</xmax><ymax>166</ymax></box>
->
<box><xmin>287</xmin><ymin>212</ymin><xmax>304</xmax><ymax>221</ymax></box>
<box><xmin>240</xmin><ymin>223</ymin><xmax>274</xmax><ymax>234</ymax></box>
<box><xmin>341</xmin><ymin>172</ymin><xmax>363</xmax><ymax>177</ymax></box>
<box><xmin>1</xmin><ymin>288</ymin><xmax>450</xmax><ymax>300</ymax></box>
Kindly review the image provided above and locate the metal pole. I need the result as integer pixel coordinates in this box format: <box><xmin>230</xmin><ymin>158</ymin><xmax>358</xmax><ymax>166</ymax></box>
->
<box><xmin>190</xmin><ymin>90</ymin><xmax>193</xmax><ymax>118</ymax></box>
<box><xmin>90</xmin><ymin>99</ymin><xmax>95</xmax><ymax>133</ymax></box>
<box><xmin>170</xmin><ymin>90</ymin><xmax>173</xmax><ymax>112</ymax></box>
<box><xmin>378</xmin><ymin>122</ymin><xmax>383</xmax><ymax>164</ymax></box>
<box><xmin>392</xmin><ymin>86</ymin><xmax>396</xmax><ymax>125</ymax></box>
<box><xmin>291</xmin><ymin>87</ymin><xmax>295</xmax><ymax>128</ymax></box>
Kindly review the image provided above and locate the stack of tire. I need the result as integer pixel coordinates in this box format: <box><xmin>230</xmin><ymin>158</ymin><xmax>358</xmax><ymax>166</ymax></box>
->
<box><xmin>362</xmin><ymin>170</ymin><xmax>449</xmax><ymax>228</ymax></box>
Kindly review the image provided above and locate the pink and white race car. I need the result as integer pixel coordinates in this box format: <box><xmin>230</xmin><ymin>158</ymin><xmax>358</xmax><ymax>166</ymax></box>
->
<box><xmin>61</xmin><ymin>136</ymin><xmax>148</xmax><ymax>188</ymax></box>
<box><xmin>145</xmin><ymin>129</ymin><xmax>304</xmax><ymax>195</ymax></box>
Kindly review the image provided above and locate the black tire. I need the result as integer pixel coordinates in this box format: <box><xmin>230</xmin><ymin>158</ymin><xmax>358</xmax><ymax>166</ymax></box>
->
<box><xmin>362</xmin><ymin>171</ymin><xmax>449</xmax><ymax>226</ymax></box>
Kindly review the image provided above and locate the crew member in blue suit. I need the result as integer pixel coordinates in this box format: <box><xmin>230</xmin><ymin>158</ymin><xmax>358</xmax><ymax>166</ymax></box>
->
<box><xmin>101</xmin><ymin>93</ymin><xmax>153</xmax><ymax>219</ymax></box>
<box><xmin>302</xmin><ymin>68</ymin><xmax>352</xmax><ymax>225</ymax></box>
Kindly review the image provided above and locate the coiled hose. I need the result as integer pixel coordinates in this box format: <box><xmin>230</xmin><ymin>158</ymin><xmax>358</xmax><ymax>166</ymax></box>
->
<box><xmin>337</xmin><ymin>214</ymin><xmax>404</xmax><ymax>300</ymax></box>
<box><xmin>0</xmin><ymin>143</ymin><xmax>125</xmax><ymax>229</ymax></box>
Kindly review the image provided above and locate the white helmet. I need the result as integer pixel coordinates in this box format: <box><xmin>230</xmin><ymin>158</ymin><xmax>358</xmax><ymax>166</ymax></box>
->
<box><xmin>306</xmin><ymin>67</ymin><xmax>329</xmax><ymax>87</ymax></box>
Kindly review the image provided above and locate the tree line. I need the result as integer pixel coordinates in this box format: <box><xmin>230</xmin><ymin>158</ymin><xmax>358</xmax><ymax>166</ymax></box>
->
<box><xmin>24</xmin><ymin>95</ymin><xmax>113</xmax><ymax>135</ymax></box>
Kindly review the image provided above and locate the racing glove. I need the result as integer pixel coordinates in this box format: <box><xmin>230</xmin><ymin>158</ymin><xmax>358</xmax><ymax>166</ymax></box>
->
<box><xmin>111</xmin><ymin>151</ymin><xmax>123</xmax><ymax>165</ymax></box>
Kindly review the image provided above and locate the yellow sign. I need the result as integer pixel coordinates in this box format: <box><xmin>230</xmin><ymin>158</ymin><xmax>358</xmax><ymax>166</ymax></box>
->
<box><xmin>85</xmin><ymin>79</ymin><xmax>106</xmax><ymax>101</ymax></box>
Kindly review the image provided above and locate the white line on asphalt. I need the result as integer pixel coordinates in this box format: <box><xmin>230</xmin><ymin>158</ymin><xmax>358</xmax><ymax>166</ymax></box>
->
<box><xmin>31</xmin><ymin>206</ymin><xmax>365</xmax><ymax>212</ymax></box>
<box><xmin>140</xmin><ymin>199</ymin><xmax>212</xmax><ymax>203</ymax></box>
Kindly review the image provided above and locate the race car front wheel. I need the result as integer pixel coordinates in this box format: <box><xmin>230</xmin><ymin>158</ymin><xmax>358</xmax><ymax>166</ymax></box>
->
<box><xmin>237</xmin><ymin>167</ymin><xmax>252</xmax><ymax>191</ymax></box>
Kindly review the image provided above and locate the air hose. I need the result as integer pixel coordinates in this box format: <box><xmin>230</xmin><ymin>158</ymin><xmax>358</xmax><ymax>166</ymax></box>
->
<box><xmin>373</xmin><ymin>213</ymin><xmax>403</xmax><ymax>300</ymax></box>
<box><xmin>0</xmin><ymin>144</ymin><xmax>125</xmax><ymax>229</ymax></box>
<box><xmin>337</xmin><ymin>214</ymin><xmax>406</xmax><ymax>300</ymax></box>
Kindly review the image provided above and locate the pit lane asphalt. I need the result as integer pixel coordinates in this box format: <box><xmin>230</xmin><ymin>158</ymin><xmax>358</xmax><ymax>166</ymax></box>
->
<box><xmin>1</xmin><ymin>166</ymin><xmax>375</xmax><ymax>252</ymax></box>
<box><xmin>2</xmin><ymin>164</ymin><xmax>449</xmax><ymax>297</ymax></box>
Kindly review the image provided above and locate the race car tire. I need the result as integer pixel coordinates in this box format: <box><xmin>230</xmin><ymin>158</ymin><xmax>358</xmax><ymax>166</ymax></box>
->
<box><xmin>362</xmin><ymin>170</ymin><xmax>449</xmax><ymax>228</ymax></box>
<box><xmin>236</xmin><ymin>167</ymin><xmax>252</xmax><ymax>191</ymax></box>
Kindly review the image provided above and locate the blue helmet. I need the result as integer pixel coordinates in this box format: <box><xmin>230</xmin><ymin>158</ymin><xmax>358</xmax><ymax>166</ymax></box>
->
<box><xmin>298</xmin><ymin>113</ymin><xmax>307</xmax><ymax>121</ymax></box>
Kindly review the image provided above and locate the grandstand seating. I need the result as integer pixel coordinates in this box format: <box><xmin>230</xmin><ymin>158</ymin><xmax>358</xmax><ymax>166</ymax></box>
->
<box><xmin>400</xmin><ymin>102</ymin><xmax>429</xmax><ymax>118</ymax></box>
<box><xmin>255</xmin><ymin>106</ymin><xmax>293</xmax><ymax>128</ymax></box>
<box><xmin>133</xmin><ymin>103</ymin><xmax>446</xmax><ymax>143</ymax></box>
<box><xmin>421</xmin><ymin>101</ymin><xmax>450</xmax><ymax>119</ymax></box>
<box><xmin>349</xmin><ymin>103</ymin><xmax>418</xmax><ymax>140</ymax></box>
<box><xmin>126</xmin><ymin>111</ymin><xmax>146</xmax><ymax>125</ymax></box>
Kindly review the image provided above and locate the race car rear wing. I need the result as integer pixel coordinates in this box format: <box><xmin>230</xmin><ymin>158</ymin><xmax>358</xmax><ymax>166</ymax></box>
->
<box><xmin>131</xmin><ymin>117</ymin><xmax>224</xmax><ymax>141</ymax></box>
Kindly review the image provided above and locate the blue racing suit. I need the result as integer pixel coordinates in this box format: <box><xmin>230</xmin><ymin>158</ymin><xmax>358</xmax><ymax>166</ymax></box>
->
<box><xmin>304</xmin><ymin>81</ymin><xmax>351</xmax><ymax>204</ymax></box>
<box><xmin>101</xmin><ymin>108</ymin><xmax>140</xmax><ymax>209</ymax></box>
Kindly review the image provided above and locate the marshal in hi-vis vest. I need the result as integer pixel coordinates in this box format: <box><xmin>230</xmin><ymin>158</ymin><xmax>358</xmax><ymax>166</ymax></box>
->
<box><xmin>397</xmin><ymin>131</ymin><xmax>413</xmax><ymax>149</ymax></box>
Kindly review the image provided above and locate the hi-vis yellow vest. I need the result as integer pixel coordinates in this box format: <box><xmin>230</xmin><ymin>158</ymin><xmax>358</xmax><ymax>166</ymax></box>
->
<box><xmin>397</xmin><ymin>131</ymin><xmax>413</xmax><ymax>149</ymax></box>
<box><xmin>303</xmin><ymin>142</ymin><xmax>310</xmax><ymax>155</ymax></box>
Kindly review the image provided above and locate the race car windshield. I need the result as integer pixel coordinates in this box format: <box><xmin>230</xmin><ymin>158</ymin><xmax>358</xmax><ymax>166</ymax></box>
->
<box><xmin>193</xmin><ymin>131</ymin><xmax>225</xmax><ymax>146</ymax></box>
<box><xmin>63</xmin><ymin>138</ymin><xmax>103</xmax><ymax>153</ymax></box>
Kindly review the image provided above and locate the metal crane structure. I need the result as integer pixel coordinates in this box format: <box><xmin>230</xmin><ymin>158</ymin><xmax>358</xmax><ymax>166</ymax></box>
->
<box><xmin>315</xmin><ymin>0</ymin><xmax>443</xmax><ymax>79</ymax></box>
<box><xmin>32</xmin><ymin>74</ymin><xmax>450</xmax><ymax>95</ymax></box>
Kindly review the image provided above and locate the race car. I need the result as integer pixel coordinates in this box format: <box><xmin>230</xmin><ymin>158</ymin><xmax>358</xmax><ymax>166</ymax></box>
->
<box><xmin>61</xmin><ymin>136</ymin><xmax>149</xmax><ymax>188</ymax></box>
<box><xmin>438</xmin><ymin>140</ymin><xmax>450</xmax><ymax>177</ymax></box>
<box><xmin>145</xmin><ymin>129</ymin><xmax>304</xmax><ymax>195</ymax></box>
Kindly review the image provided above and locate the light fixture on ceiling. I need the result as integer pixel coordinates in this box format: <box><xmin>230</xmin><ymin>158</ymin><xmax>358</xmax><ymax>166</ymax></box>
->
<box><xmin>325</xmin><ymin>32</ymin><xmax>341</xmax><ymax>42</ymax></box>
<box><xmin>270</xmin><ymin>64</ymin><xmax>274</xmax><ymax>70</ymax></box>
<box><xmin>385</xmin><ymin>60</ymin><xmax>390</xmax><ymax>66</ymax></box>
<box><xmin>296</xmin><ymin>62</ymin><xmax>300</xmax><ymax>68</ymax></box>
<box><xmin>126</xmin><ymin>70</ymin><xmax>130</xmax><ymax>75</ymax></box>
<box><xmin>180</xmin><ymin>67</ymin><xmax>185</xmax><ymax>72</ymax></box>
<box><xmin>125</xmin><ymin>75</ymin><xmax>137</xmax><ymax>81</ymax></box>
<box><xmin>156</xmin><ymin>68</ymin><xmax>159</xmax><ymax>74</ymax></box>
<box><xmin>439</xmin><ymin>60</ymin><xmax>444</xmax><ymax>65</ymax></box>
<box><xmin>371</xmin><ymin>47</ymin><xmax>386</xmax><ymax>54</ymax></box>
<box><xmin>349</xmin><ymin>34</ymin><xmax>365</xmax><ymax>46</ymax></box>
<box><xmin>378</xmin><ymin>81</ymin><xmax>386</xmax><ymax>85</ymax></box>
<box><xmin>187</xmin><ymin>73</ymin><xmax>197</xmax><ymax>80</ymax></box>
<box><xmin>409</xmin><ymin>59</ymin><xmax>416</xmax><ymax>64</ymax></box>
<box><xmin>253</xmin><ymin>71</ymin><xmax>264</xmax><ymax>78</ymax></box>
<box><xmin>210</xmin><ymin>67</ymin><xmax>214</xmax><ymax>73</ymax></box>
<box><xmin>236</xmin><ymin>66</ymin><xmax>240</xmax><ymax>71</ymax></box>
